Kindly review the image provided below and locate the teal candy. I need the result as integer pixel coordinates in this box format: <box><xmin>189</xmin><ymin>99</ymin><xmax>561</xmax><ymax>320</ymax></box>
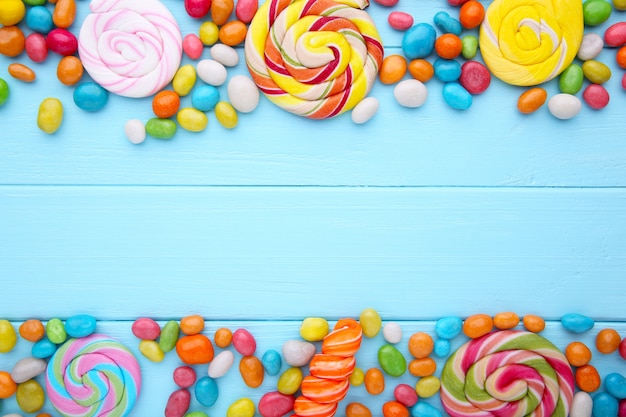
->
<box><xmin>411</xmin><ymin>402</ymin><xmax>443</xmax><ymax>417</ymax></box>
<box><xmin>191</xmin><ymin>85</ymin><xmax>220</xmax><ymax>112</ymax></box>
<box><xmin>434</xmin><ymin>11</ymin><xmax>462</xmax><ymax>35</ymax></box>
<box><xmin>25</xmin><ymin>6</ymin><xmax>54</xmax><ymax>34</ymax></box>
<box><xmin>65</xmin><ymin>314</ymin><xmax>97</xmax><ymax>338</ymax></box>
<box><xmin>442</xmin><ymin>82</ymin><xmax>472</xmax><ymax>110</ymax></box>
<box><xmin>402</xmin><ymin>23</ymin><xmax>436</xmax><ymax>59</ymax></box>
<box><xmin>592</xmin><ymin>392</ymin><xmax>618</xmax><ymax>417</ymax></box>
<box><xmin>433</xmin><ymin>338</ymin><xmax>451</xmax><ymax>358</ymax></box>
<box><xmin>583</xmin><ymin>0</ymin><xmax>612</xmax><ymax>26</ymax></box>
<box><xmin>561</xmin><ymin>313</ymin><xmax>594</xmax><ymax>333</ymax></box>
<box><xmin>195</xmin><ymin>376</ymin><xmax>219</xmax><ymax>407</ymax></box>
<box><xmin>74</xmin><ymin>83</ymin><xmax>109</xmax><ymax>112</ymax></box>
<box><xmin>434</xmin><ymin>59</ymin><xmax>461</xmax><ymax>83</ymax></box>
<box><xmin>159</xmin><ymin>320</ymin><xmax>180</xmax><ymax>352</ymax></box>
<box><xmin>32</xmin><ymin>337</ymin><xmax>57</xmax><ymax>358</ymax></box>
<box><xmin>435</xmin><ymin>316</ymin><xmax>462</xmax><ymax>339</ymax></box>
<box><xmin>378</xmin><ymin>344</ymin><xmax>406</xmax><ymax>377</ymax></box>
<box><xmin>605</xmin><ymin>373</ymin><xmax>626</xmax><ymax>399</ymax></box>
<box><xmin>261</xmin><ymin>349</ymin><xmax>282</xmax><ymax>376</ymax></box>
<box><xmin>559</xmin><ymin>64</ymin><xmax>584</xmax><ymax>94</ymax></box>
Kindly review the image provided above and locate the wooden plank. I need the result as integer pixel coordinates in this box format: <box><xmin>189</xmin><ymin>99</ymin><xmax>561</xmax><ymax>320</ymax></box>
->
<box><xmin>1</xmin><ymin>186</ymin><xmax>625</xmax><ymax>320</ymax></box>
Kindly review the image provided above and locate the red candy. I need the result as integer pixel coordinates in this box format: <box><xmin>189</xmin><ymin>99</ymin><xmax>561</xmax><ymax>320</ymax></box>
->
<box><xmin>622</xmin><ymin>73</ymin><xmax>626</xmax><ymax>90</ymax></box>
<box><xmin>619</xmin><ymin>399</ymin><xmax>626</xmax><ymax>417</ymax></box>
<box><xmin>393</xmin><ymin>384</ymin><xmax>418</xmax><ymax>407</ymax></box>
<box><xmin>459</xmin><ymin>61</ymin><xmax>491</xmax><ymax>94</ymax></box>
<box><xmin>185</xmin><ymin>0</ymin><xmax>211</xmax><ymax>18</ymax></box>
<box><xmin>583</xmin><ymin>84</ymin><xmax>610</xmax><ymax>109</ymax></box>
<box><xmin>25</xmin><ymin>33</ymin><xmax>48</xmax><ymax>63</ymax></box>
<box><xmin>373</xmin><ymin>0</ymin><xmax>399</xmax><ymax>5</ymax></box>
<box><xmin>165</xmin><ymin>389</ymin><xmax>191</xmax><ymax>417</ymax></box>
<box><xmin>46</xmin><ymin>28</ymin><xmax>78</xmax><ymax>56</ymax></box>
<box><xmin>448</xmin><ymin>0</ymin><xmax>471</xmax><ymax>5</ymax></box>
<box><xmin>258</xmin><ymin>392</ymin><xmax>296</xmax><ymax>417</ymax></box>
<box><xmin>604</xmin><ymin>22</ymin><xmax>626</xmax><ymax>47</ymax></box>
<box><xmin>388</xmin><ymin>12</ymin><xmax>414</xmax><ymax>31</ymax></box>
<box><xmin>619</xmin><ymin>337</ymin><xmax>626</xmax><ymax>359</ymax></box>
<box><xmin>132</xmin><ymin>317</ymin><xmax>161</xmax><ymax>340</ymax></box>
<box><xmin>232</xmin><ymin>328</ymin><xmax>257</xmax><ymax>356</ymax></box>
<box><xmin>173</xmin><ymin>366</ymin><xmax>196</xmax><ymax>388</ymax></box>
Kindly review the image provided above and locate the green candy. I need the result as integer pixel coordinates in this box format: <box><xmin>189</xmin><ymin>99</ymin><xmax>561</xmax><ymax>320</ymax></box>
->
<box><xmin>559</xmin><ymin>64</ymin><xmax>584</xmax><ymax>94</ymax></box>
<box><xmin>378</xmin><ymin>344</ymin><xmax>406</xmax><ymax>377</ymax></box>
<box><xmin>146</xmin><ymin>118</ymin><xmax>177</xmax><ymax>139</ymax></box>
<box><xmin>185</xmin><ymin>412</ymin><xmax>209</xmax><ymax>417</ymax></box>
<box><xmin>583</xmin><ymin>0</ymin><xmax>612</xmax><ymax>26</ymax></box>
<box><xmin>461</xmin><ymin>35</ymin><xmax>478</xmax><ymax>60</ymax></box>
<box><xmin>0</xmin><ymin>78</ymin><xmax>9</xmax><ymax>107</ymax></box>
<box><xmin>159</xmin><ymin>320</ymin><xmax>180</xmax><ymax>352</ymax></box>
<box><xmin>22</xmin><ymin>0</ymin><xmax>47</xmax><ymax>5</ymax></box>
<box><xmin>46</xmin><ymin>318</ymin><xmax>67</xmax><ymax>344</ymax></box>
<box><xmin>582</xmin><ymin>59</ymin><xmax>612</xmax><ymax>84</ymax></box>
<box><xmin>16</xmin><ymin>380</ymin><xmax>45</xmax><ymax>413</ymax></box>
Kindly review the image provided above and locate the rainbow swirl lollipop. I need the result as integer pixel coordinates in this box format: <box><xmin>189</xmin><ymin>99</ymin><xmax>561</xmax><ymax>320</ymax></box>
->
<box><xmin>45</xmin><ymin>334</ymin><xmax>141</xmax><ymax>417</ymax></box>
<box><xmin>441</xmin><ymin>330</ymin><xmax>574</xmax><ymax>417</ymax></box>
<box><xmin>78</xmin><ymin>0</ymin><xmax>182</xmax><ymax>98</ymax></box>
<box><xmin>479</xmin><ymin>0</ymin><xmax>583</xmax><ymax>86</ymax></box>
<box><xmin>244</xmin><ymin>0</ymin><xmax>384</xmax><ymax>119</ymax></box>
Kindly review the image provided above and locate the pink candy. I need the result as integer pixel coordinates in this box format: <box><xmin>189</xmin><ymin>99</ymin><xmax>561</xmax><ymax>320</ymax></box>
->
<box><xmin>183</xmin><ymin>34</ymin><xmax>203</xmax><ymax>60</ymax></box>
<box><xmin>25</xmin><ymin>33</ymin><xmax>48</xmax><ymax>63</ymax></box>
<box><xmin>459</xmin><ymin>61</ymin><xmax>491</xmax><ymax>94</ymax></box>
<box><xmin>394</xmin><ymin>383</ymin><xmax>419</xmax><ymax>407</ymax></box>
<box><xmin>583</xmin><ymin>84</ymin><xmax>610</xmax><ymax>109</ymax></box>
<box><xmin>388</xmin><ymin>12</ymin><xmax>414</xmax><ymax>31</ymax></box>
<box><xmin>448</xmin><ymin>0</ymin><xmax>471</xmax><ymax>5</ymax></box>
<box><xmin>132</xmin><ymin>317</ymin><xmax>161</xmax><ymax>340</ymax></box>
<box><xmin>184</xmin><ymin>0</ymin><xmax>211</xmax><ymax>18</ymax></box>
<box><xmin>173</xmin><ymin>366</ymin><xmax>196</xmax><ymax>389</ymax></box>
<box><xmin>373</xmin><ymin>0</ymin><xmax>399</xmax><ymax>5</ymax></box>
<box><xmin>232</xmin><ymin>328</ymin><xmax>256</xmax><ymax>356</ymax></box>
<box><xmin>47</xmin><ymin>28</ymin><xmax>78</xmax><ymax>56</ymax></box>
<box><xmin>605</xmin><ymin>22</ymin><xmax>626</xmax><ymax>47</ymax></box>
<box><xmin>165</xmin><ymin>389</ymin><xmax>191</xmax><ymax>417</ymax></box>
<box><xmin>236</xmin><ymin>0</ymin><xmax>258</xmax><ymax>24</ymax></box>
<box><xmin>258</xmin><ymin>392</ymin><xmax>296</xmax><ymax>417</ymax></box>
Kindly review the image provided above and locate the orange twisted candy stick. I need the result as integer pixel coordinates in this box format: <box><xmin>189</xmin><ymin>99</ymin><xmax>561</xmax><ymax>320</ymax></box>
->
<box><xmin>309</xmin><ymin>354</ymin><xmax>356</xmax><ymax>379</ymax></box>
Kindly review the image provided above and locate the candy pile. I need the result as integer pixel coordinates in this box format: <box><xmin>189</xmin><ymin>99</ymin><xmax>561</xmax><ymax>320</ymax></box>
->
<box><xmin>1</xmin><ymin>310</ymin><xmax>626</xmax><ymax>417</ymax></box>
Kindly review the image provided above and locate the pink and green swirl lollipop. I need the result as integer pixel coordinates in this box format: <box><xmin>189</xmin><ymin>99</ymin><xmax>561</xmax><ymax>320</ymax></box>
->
<box><xmin>441</xmin><ymin>330</ymin><xmax>574</xmax><ymax>417</ymax></box>
<box><xmin>45</xmin><ymin>334</ymin><xmax>141</xmax><ymax>417</ymax></box>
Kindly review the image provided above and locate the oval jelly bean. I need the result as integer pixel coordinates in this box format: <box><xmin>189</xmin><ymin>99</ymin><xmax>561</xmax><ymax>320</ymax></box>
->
<box><xmin>52</xmin><ymin>0</ymin><xmax>76</xmax><ymax>29</ymax></box>
<box><xmin>583</xmin><ymin>0</ymin><xmax>612</xmax><ymax>26</ymax></box>
<box><xmin>227</xmin><ymin>75</ymin><xmax>259</xmax><ymax>113</ymax></box>
<box><xmin>416</xmin><ymin>375</ymin><xmax>440</xmax><ymax>398</ymax></box>
<box><xmin>195</xmin><ymin>376</ymin><xmax>219</xmax><ymax>407</ymax></box>
<box><xmin>215</xmin><ymin>101</ymin><xmax>238</xmax><ymax>129</ymax></box>
<box><xmin>434</xmin><ymin>58</ymin><xmax>461</xmax><ymax>82</ymax></box>
<box><xmin>159</xmin><ymin>320</ymin><xmax>180</xmax><ymax>350</ymax></box>
<box><xmin>208</xmin><ymin>350</ymin><xmax>234</xmax><ymax>378</ymax></box>
<box><xmin>11</xmin><ymin>358</ymin><xmax>46</xmax><ymax>384</ymax></box>
<box><xmin>351</xmin><ymin>96</ymin><xmax>379</xmax><ymax>124</ymax></box>
<box><xmin>548</xmin><ymin>94</ymin><xmax>582</xmax><ymax>120</ymax></box>
<box><xmin>173</xmin><ymin>366</ymin><xmax>196</xmax><ymax>388</ymax></box>
<box><xmin>165</xmin><ymin>389</ymin><xmax>190</xmax><ymax>417</ymax></box>
<box><xmin>559</xmin><ymin>64</ymin><xmax>584</xmax><ymax>94</ymax></box>
<box><xmin>433</xmin><ymin>338</ymin><xmax>451</xmax><ymax>357</ymax></box>
<box><xmin>25</xmin><ymin>6</ymin><xmax>53</xmax><ymax>34</ymax></box>
<box><xmin>565</xmin><ymin>341</ymin><xmax>592</xmax><ymax>366</ymax></box>
<box><xmin>562</xmin><ymin>313</ymin><xmax>594</xmax><ymax>333</ymax></box>
<box><xmin>374</xmin><ymin>0</ymin><xmax>399</xmax><ymax>5</ymax></box>
<box><xmin>64</xmin><ymin>314</ymin><xmax>96</xmax><ymax>337</ymax></box>
<box><xmin>394</xmin><ymin>384</ymin><xmax>418</xmax><ymax>407</ymax></box>
<box><xmin>571</xmin><ymin>391</ymin><xmax>593</xmax><ymax>417</ymax></box>
<box><xmin>176</xmin><ymin>334</ymin><xmax>214</xmax><ymax>364</ymax></box>
<box><xmin>388</xmin><ymin>11</ymin><xmax>413</xmax><ymax>31</ymax></box>
<box><xmin>461</xmin><ymin>35</ymin><xmax>478</xmax><ymax>59</ymax></box>
<box><xmin>185</xmin><ymin>0</ymin><xmax>211</xmax><ymax>18</ymax></box>
<box><xmin>578</xmin><ymin>33</ymin><xmax>604</xmax><ymax>61</ymax></box>
<box><xmin>408</xmin><ymin>332</ymin><xmax>433</xmax><ymax>358</ymax></box>
<box><xmin>360</xmin><ymin>308</ymin><xmax>382</xmax><ymax>337</ymax></box>
<box><xmin>364</xmin><ymin>368</ymin><xmax>384</xmax><ymax>395</ymax></box>
<box><xmin>350</xmin><ymin>367</ymin><xmax>365</xmax><ymax>386</ymax></box>
<box><xmin>0</xmin><ymin>0</ymin><xmax>25</xmax><ymax>26</ymax></box>
<box><xmin>605</xmin><ymin>22</ymin><xmax>626</xmax><ymax>47</ymax></box>
<box><xmin>227</xmin><ymin>398</ymin><xmax>255</xmax><ymax>417</ymax></box>
<box><xmin>191</xmin><ymin>84</ymin><xmax>219</xmax><ymax>112</ymax></box>
<box><xmin>146</xmin><ymin>118</ymin><xmax>177</xmax><ymax>139</ymax></box>
<box><xmin>74</xmin><ymin>82</ymin><xmax>109</xmax><ymax>112</ymax></box>
<box><xmin>459</xmin><ymin>1</ymin><xmax>484</xmax><ymax>29</ymax></box>
<box><xmin>16</xmin><ymin>379</ymin><xmax>44</xmax><ymax>413</ymax></box>
<box><xmin>408</xmin><ymin>358</ymin><xmax>437</xmax><ymax>377</ymax></box>
<box><xmin>219</xmin><ymin>20</ymin><xmax>247</xmax><ymax>46</ymax></box>
<box><xmin>46</xmin><ymin>28</ymin><xmax>77</xmax><ymax>56</ymax></box>
<box><xmin>239</xmin><ymin>355</ymin><xmax>264</xmax><ymax>388</ymax></box>
<box><xmin>619</xmin><ymin>337</ymin><xmax>626</xmax><ymax>360</ymax></box>
<box><xmin>139</xmin><ymin>340</ymin><xmax>165</xmax><ymax>362</ymax></box>
<box><xmin>152</xmin><ymin>90</ymin><xmax>180</xmax><ymax>118</ymax></box>
<box><xmin>0</xmin><ymin>26</ymin><xmax>26</xmax><ymax>57</ymax></box>
<box><xmin>57</xmin><ymin>55</ymin><xmax>83</xmax><ymax>86</ymax></box>
<box><xmin>8</xmin><ymin>63</ymin><xmax>35</xmax><ymax>82</ymax></box>
<box><xmin>132</xmin><ymin>317</ymin><xmax>160</xmax><ymax>340</ymax></box>
<box><xmin>378</xmin><ymin>344</ymin><xmax>406</xmax><ymax>377</ymax></box>
<box><xmin>37</xmin><ymin>98</ymin><xmax>64</xmax><ymax>134</ymax></box>
<box><xmin>576</xmin><ymin>365</ymin><xmax>601</xmax><ymax>392</ymax></box>
<box><xmin>214</xmin><ymin>327</ymin><xmax>233</xmax><ymax>348</ymax></box>
<box><xmin>183</xmin><ymin>34</ymin><xmax>203</xmax><ymax>60</ymax></box>
<box><xmin>583</xmin><ymin>84</ymin><xmax>610</xmax><ymax>109</ymax></box>
<box><xmin>258</xmin><ymin>392</ymin><xmax>295</xmax><ymax>417</ymax></box>
<box><xmin>300</xmin><ymin>317</ymin><xmax>329</xmax><ymax>341</ymax></box>
<box><xmin>380</xmin><ymin>55</ymin><xmax>407</xmax><ymax>84</ymax></box>
<box><xmin>232</xmin><ymin>328</ymin><xmax>256</xmax><ymax>356</ymax></box>
<box><xmin>32</xmin><ymin>337</ymin><xmax>57</xmax><ymax>358</ymax></box>
<box><xmin>493</xmin><ymin>312</ymin><xmax>520</xmax><ymax>329</ymax></box>
<box><xmin>19</xmin><ymin>319</ymin><xmax>44</xmax><ymax>342</ymax></box>
<box><xmin>605</xmin><ymin>373</ymin><xmax>626</xmax><ymax>399</ymax></box>
<box><xmin>277</xmin><ymin>367</ymin><xmax>303</xmax><ymax>395</ymax></box>
<box><xmin>523</xmin><ymin>314</ymin><xmax>546</xmax><ymax>332</ymax></box>
<box><xmin>383</xmin><ymin>322</ymin><xmax>402</xmax><ymax>344</ymax></box>
<box><xmin>236</xmin><ymin>0</ymin><xmax>258</xmax><ymax>23</ymax></box>
<box><xmin>211</xmin><ymin>0</ymin><xmax>234</xmax><ymax>26</ymax></box>
<box><xmin>173</xmin><ymin>65</ymin><xmax>196</xmax><ymax>96</ymax></box>
<box><xmin>25</xmin><ymin>33</ymin><xmax>48</xmax><ymax>62</ymax></box>
<box><xmin>179</xmin><ymin>315</ymin><xmax>204</xmax><ymax>335</ymax></box>
<box><xmin>435</xmin><ymin>34</ymin><xmax>462</xmax><ymax>59</ymax></box>
<box><xmin>199</xmin><ymin>21</ymin><xmax>219</xmax><ymax>46</ymax></box>
<box><xmin>177</xmin><ymin>108</ymin><xmax>208</xmax><ymax>132</ymax></box>
<box><xmin>0</xmin><ymin>370</ymin><xmax>17</xmax><ymax>398</ymax></box>
<box><xmin>412</xmin><ymin>402</ymin><xmax>443</xmax><ymax>417</ymax></box>
<box><xmin>402</xmin><ymin>23</ymin><xmax>436</xmax><ymax>59</ymax></box>
<box><xmin>593</xmin><ymin>392</ymin><xmax>619</xmax><ymax>417</ymax></box>
<box><xmin>459</xmin><ymin>60</ymin><xmax>490</xmax><ymax>94</ymax></box>
<box><xmin>346</xmin><ymin>403</ymin><xmax>373</xmax><ymax>417</ymax></box>
<box><xmin>442</xmin><ymin>82</ymin><xmax>472</xmax><ymax>110</ymax></box>
<box><xmin>435</xmin><ymin>316</ymin><xmax>463</xmax><ymax>339</ymax></box>
<box><xmin>463</xmin><ymin>314</ymin><xmax>493</xmax><ymax>338</ymax></box>
<box><xmin>582</xmin><ymin>60</ymin><xmax>611</xmax><ymax>84</ymax></box>
<box><xmin>434</xmin><ymin>11</ymin><xmax>462</xmax><ymax>35</ymax></box>
<box><xmin>0</xmin><ymin>78</ymin><xmax>9</xmax><ymax>107</ymax></box>
<box><xmin>210</xmin><ymin>43</ymin><xmax>239</xmax><ymax>66</ymax></box>
<box><xmin>197</xmin><ymin>59</ymin><xmax>228</xmax><ymax>86</ymax></box>
<box><xmin>261</xmin><ymin>349</ymin><xmax>282</xmax><ymax>376</ymax></box>
<box><xmin>408</xmin><ymin>59</ymin><xmax>434</xmax><ymax>82</ymax></box>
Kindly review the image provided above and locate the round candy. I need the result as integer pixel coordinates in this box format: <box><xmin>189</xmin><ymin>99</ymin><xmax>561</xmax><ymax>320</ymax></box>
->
<box><xmin>479</xmin><ymin>0</ymin><xmax>584</xmax><ymax>86</ymax></box>
<box><xmin>78</xmin><ymin>0</ymin><xmax>182</xmax><ymax>98</ymax></box>
<box><xmin>45</xmin><ymin>334</ymin><xmax>141</xmax><ymax>417</ymax></box>
<box><xmin>441</xmin><ymin>330</ymin><xmax>574</xmax><ymax>417</ymax></box>
<box><xmin>244</xmin><ymin>0</ymin><xmax>384</xmax><ymax>119</ymax></box>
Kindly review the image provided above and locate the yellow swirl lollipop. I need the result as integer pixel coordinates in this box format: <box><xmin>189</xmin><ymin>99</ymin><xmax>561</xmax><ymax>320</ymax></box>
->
<box><xmin>479</xmin><ymin>0</ymin><xmax>583</xmax><ymax>86</ymax></box>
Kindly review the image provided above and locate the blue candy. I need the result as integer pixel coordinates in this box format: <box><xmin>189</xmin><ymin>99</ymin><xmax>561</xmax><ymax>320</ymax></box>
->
<box><xmin>191</xmin><ymin>84</ymin><xmax>220</xmax><ymax>112</ymax></box>
<box><xmin>65</xmin><ymin>314</ymin><xmax>97</xmax><ymax>338</ymax></box>
<box><xmin>261</xmin><ymin>349</ymin><xmax>282</xmax><ymax>376</ymax></box>
<box><xmin>32</xmin><ymin>337</ymin><xmax>57</xmax><ymax>358</ymax></box>
<box><xmin>74</xmin><ymin>82</ymin><xmax>109</xmax><ymax>112</ymax></box>
<box><xmin>561</xmin><ymin>313</ymin><xmax>594</xmax><ymax>333</ymax></box>
<box><xmin>592</xmin><ymin>392</ymin><xmax>618</xmax><ymax>417</ymax></box>
<box><xmin>433</xmin><ymin>338</ymin><xmax>451</xmax><ymax>358</ymax></box>
<box><xmin>442</xmin><ymin>82</ymin><xmax>472</xmax><ymax>110</ymax></box>
<box><xmin>434</xmin><ymin>59</ymin><xmax>461</xmax><ymax>82</ymax></box>
<box><xmin>605</xmin><ymin>373</ymin><xmax>626</xmax><ymax>399</ymax></box>
<box><xmin>434</xmin><ymin>11</ymin><xmax>462</xmax><ymax>35</ymax></box>
<box><xmin>411</xmin><ymin>402</ymin><xmax>443</xmax><ymax>417</ymax></box>
<box><xmin>25</xmin><ymin>6</ymin><xmax>54</xmax><ymax>34</ymax></box>
<box><xmin>402</xmin><ymin>23</ymin><xmax>436</xmax><ymax>60</ymax></box>
<box><xmin>195</xmin><ymin>376</ymin><xmax>219</xmax><ymax>407</ymax></box>
<box><xmin>435</xmin><ymin>316</ymin><xmax>463</xmax><ymax>339</ymax></box>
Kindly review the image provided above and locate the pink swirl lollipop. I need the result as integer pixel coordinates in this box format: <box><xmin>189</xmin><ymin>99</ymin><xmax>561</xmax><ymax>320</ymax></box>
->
<box><xmin>78</xmin><ymin>0</ymin><xmax>183</xmax><ymax>98</ymax></box>
<box><xmin>45</xmin><ymin>334</ymin><xmax>141</xmax><ymax>417</ymax></box>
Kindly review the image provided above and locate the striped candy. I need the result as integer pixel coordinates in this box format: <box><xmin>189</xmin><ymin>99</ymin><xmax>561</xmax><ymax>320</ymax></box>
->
<box><xmin>45</xmin><ymin>334</ymin><xmax>142</xmax><ymax>417</ymax></box>
<box><xmin>479</xmin><ymin>0</ymin><xmax>583</xmax><ymax>86</ymax></box>
<box><xmin>441</xmin><ymin>330</ymin><xmax>574</xmax><ymax>417</ymax></box>
<box><xmin>244</xmin><ymin>0</ymin><xmax>384</xmax><ymax>119</ymax></box>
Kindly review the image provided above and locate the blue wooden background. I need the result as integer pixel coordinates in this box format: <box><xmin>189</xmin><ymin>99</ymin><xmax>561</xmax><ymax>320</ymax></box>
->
<box><xmin>1</xmin><ymin>1</ymin><xmax>625</xmax><ymax>416</ymax></box>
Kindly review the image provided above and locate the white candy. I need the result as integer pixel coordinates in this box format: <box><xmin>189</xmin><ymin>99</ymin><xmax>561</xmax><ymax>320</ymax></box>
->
<box><xmin>570</xmin><ymin>391</ymin><xmax>593</xmax><ymax>417</ymax></box>
<box><xmin>11</xmin><ymin>357</ymin><xmax>47</xmax><ymax>383</ymax></box>
<box><xmin>382</xmin><ymin>322</ymin><xmax>403</xmax><ymax>344</ymax></box>
<box><xmin>548</xmin><ymin>93</ymin><xmax>582</xmax><ymax>120</ymax></box>
<box><xmin>208</xmin><ymin>350</ymin><xmax>234</xmax><ymax>378</ymax></box>
<box><xmin>577</xmin><ymin>33</ymin><xmax>604</xmax><ymax>61</ymax></box>
<box><xmin>394</xmin><ymin>79</ymin><xmax>428</xmax><ymax>108</ymax></box>
<box><xmin>197</xmin><ymin>59</ymin><xmax>228</xmax><ymax>87</ymax></box>
<box><xmin>210</xmin><ymin>44</ymin><xmax>240</xmax><ymax>67</ymax></box>
<box><xmin>124</xmin><ymin>119</ymin><xmax>146</xmax><ymax>145</ymax></box>
<box><xmin>281</xmin><ymin>340</ymin><xmax>316</xmax><ymax>367</ymax></box>
<box><xmin>227</xmin><ymin>75</ymin><xmax>260</xmax><ymax>113</ymax></box>
<box><xmin>351</xmin><ymin>97</ymin><xmax>379</xmax><ymax>124</ymax></box>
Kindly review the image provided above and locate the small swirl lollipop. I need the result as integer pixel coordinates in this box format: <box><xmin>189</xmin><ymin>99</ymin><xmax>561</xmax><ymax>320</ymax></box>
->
<box><xmin>45</xmin><ymin>334</ymin><xmax>142</xmax><ymax>417</ymax></box>
<box><xmin>78</xmin><ymin>0</ymin><xmax>182</xmax><ymax>98</ymax></box>
<box><xmin>244</xmin><ymin>0</ymin><xmax>384</xmax><ymax>119</ymax></box>
<box><xmin>479</xmin><ymin>0</ymin><xmax>583</xmax><ymax>86</ymax></box>
<box><xmin>440</xmin><ymin>330</ymin><xmax>574</xmax><ymax>417</ymax></box>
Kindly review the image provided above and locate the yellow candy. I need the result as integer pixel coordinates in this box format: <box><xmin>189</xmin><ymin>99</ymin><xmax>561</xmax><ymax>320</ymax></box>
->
<box><xmin>415</xmin><ymin>375</ymin><xmax>441</xmax><ymax>398</ymax></box>
<box><xmin>37</xmin><ymin>98</ymin><xmax>63</xmax><ymax>134</ymax></box>
<box><xmin>139</xmin><ymin>340</ymin><xmax>165</xmax><ymax>362</ymax></box>
<box><xmin>300</xmin><ymin>317</ymin><xmax>329</xmax><ymax>342</ymax></box>
<box><xmin>479</xmin><ymin>0</ymin><xmax>583</xmax><ymax>86</ymax></box>
<box><xmin>177</xmin><ymin>108</ymin><xmax>208</xmax><ymax>132</ymax></box>
<box><xmin>215</xmin><ymin>101</ymin><xmax>238</xmax><ymax>129</ymax></box>
<box><xmin>16</xmin><ymin>380</ymin><xmax>45</xmax><ymax>413</ymax></box>
<box><xmin>359</xmin><ymin>308</ymin><xmax>382</xmax><ymax>338</ymax></box>
<box><xmin>277</xmin><ymin>367</ymin><xmax>303</xmax><ymax>395</ymax></box>
<box><xmin>199</xmin><ymin>21</ymin><xmax>219</xmax><ymax>46</ymax></box>
<box><xmin>0</xmin><ymin>0</ymin><xmax>26</xmax><ymax>26</ymax></box>
<box><xmin>0</xmin><ymin>319</ymin><xmax>17</xmax><ymax>353</ymax></box>
<box><xmin>226</xmin><ymin>398</ymin><xmax>255</xmax><ymax>417</ymax></box>
<box><xmin>349</xmin><ymin>367</ymin><xmax>365</xmax><ymax>386</ymax></box>
<box><xmin>172</xmin><ymin>65</ymin><xmax>196</xmax><ymax>97</ymax></box>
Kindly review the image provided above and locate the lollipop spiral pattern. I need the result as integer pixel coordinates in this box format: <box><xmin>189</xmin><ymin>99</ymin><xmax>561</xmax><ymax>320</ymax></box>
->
<box><xmin>78</xmin><ymin>0</ymin><xmax>183</xmax><ymax>98</ymax></box>
<box><xmin>244</xmin><ymin>0</ymin><xmax>384</xmax><ymax>119</ymax></box>
<box><xmin>440</xmin><ymin>330</ymin><xmax>574</xmax><ymax>417</ymax></box>
<box><xmin>479</xmin><ymin>0</ymin><xmax>583</xmax><ymax>86</ymax></box>
<box><xmin>45</xmin><ymin>334</ymin><xmax>142</xmax><ymax>417</ymax></box>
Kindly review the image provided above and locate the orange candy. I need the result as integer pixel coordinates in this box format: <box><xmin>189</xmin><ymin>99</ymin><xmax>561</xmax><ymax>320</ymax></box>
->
<box><xmin>459</xmin><ymin>0</ymin><xmax>485</xmax><ymax>29</ymax></box>
<box><xmin>322</xmin><ymin>319</ymin><xmax>362</xmax><ymax>357</ymax></box>
<box><xmin>517</xmin><ymin>88</ymin><xmax>548</xmax><ymax>114</ymax></box>
<box><xmin>19</xmin><ymin>319</ymin><xmax>45</xmax><ymax>342</ymax></box>
<box><xmin>211</xmin><ymin>0</ymin><xmax>234</xmax><ymax>26</ymax></box>
<box><xmin>408</xmin><ymin>358</ymin><xmax>437</xmax><ymax>377</ymax></box>
<box><xmin>218</xmin><ymin>20</ymin><xmax>247</xmax><ymax>46</ymax></box>
<box><xmin>52</xmin><ymin>0</ymin><xmax>76</xmax><ymax>29</ymax></box>
<box><xmin>493</xmin><ymin>312</ymin><xmax>520</xmax><ymax>330</ymax></box>
<box><xmin>575</xmin><ymin>364</ymin><xmax>601</xmax><ymax>392</ymax></box>
<box><xmin>8</xmin><ymin>63</ymin><xmax>35</xmax><ymax>82</ymax></box>
<box><xmin>382</xmin><ymin>401</ymin><xmax>410</xmax><ymax>417</ymax></box>
<box><xmin>434</xmin><ymin>33</ymin><xmax>462</xmax><ymax>59</ymax></box>
<box><xmin>309</xmin><ymin>354</ymin><xmax>356</xmax><ymax>380</ymax></box>
<box><xmin>57</xmin><ymin>55</ymin><xmax>83</xmax><ymax>86</ymax></box>
<box><xmin>565</xmin><ymin>341</ymin><xmax>592</xmax><ymax>367</ymax></box>
<box><xmin>364</xmin><ymin>368</ymin><xmax>385</xmax><ymax>395</ymax></box>
<box><xmin>301</xmin><ymin>375</ymin><xmax>350</xmax><ymax>403</ymax></box>
<box><xmin>408</xmin><ymin>59</ymin><xmax>434</xmax><ymax>83</ymax></box>
<box><xmin>0</xmin><ymin>26</ymin><xmax>26</xmax><ymax>57</ymax></box>
<box><xmin>239</xmin><ymin>355</ymin><xmax>264</xmax><ymax>388</ymax></box>
<box><xmin>294</xmin><ymin>396</ymin><xmax>338</xmax><ymax>417</ymax></box>
<box><xmin>379</xmin><ymin>55</ymin><xmax>407</xmax><ymax>85</ymax></box>
<box><xmin>463</xmin><ymin>314</ymin><xmax>493</xmax><ymax>339</ymax></box>
<box><xmin>214</xmin><ymin>327</ymin><xmax>233</xmax><ymax>348</ymax></box>
<box><xmin>408</xmin><ymin>332</ymin><xmax>434</xmax><ymax>359</ymax></box>
<box><xmin>522</xmin><ymin>314</ymin><xmax>546</xmax><ymax>333</ymax></box>
<box><xmin>152</xmin><ymin>90</ymin><xmax>181</xmax><ymax>119</ymax></box>
<box><xmin>36</xmin><ymin>414</ymin><xmax>53</xmax><ymax>417</ymax></box>
<box><xmin>616</xmin><ymin>46</ymin><xmax>626</xmax><ymax>69</ymax></box>
<box><xmin>0</xmin><ymin>371</ymin><xmax>17</xmax><ymax>399</ymax></box>
<box><xmin>595</xmin><ymin>328</ymin><xmax>621</xmax><ymax>354</ymax></box>
<box><xmin>346</xmin><ymin>402</ymin><xmax>372</xmax><ymax>417</ymax></box>
<box><xmin>180</xmin><ymin>314</ymin><xmax>204</xmax><ymax>335</ymax></box>
<box><xmin>175</xmin><ymin>334</ymin><xmax>214</xmax><ymax>364</ymax></box>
